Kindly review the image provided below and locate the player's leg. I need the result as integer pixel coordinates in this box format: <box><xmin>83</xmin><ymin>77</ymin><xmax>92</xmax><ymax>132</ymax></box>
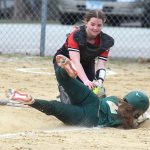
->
<box><xmin>6</xmin><ymin>89</ymin><xmax>99</xmax><ymax>126</ymax></box>
<box><xmin>30</xmin><ymin>99</ymin><xmax>86</xmax><ymax>126</ymax></box>
<box><xmin>56</xmin><ymin>66</ymin><xmax>92</xmax><ymax>105</ymax></box>
<box><xmin>5</xmin><ymin>90</ymin><xmax>85</xmax><ymax>125</ymax></box>
<box><xmin>58</xmin><ymin>85</ymin><xmax>71</xmax><ymax>104</ymax></box>
<box><xmin>54</xmin><ymin>57</ymin><xmax>71</xmax><ymax>104</ymax></box>
<box><xmin>31</xmin><ymin>99</ymin><xmax>99</xmax><ymax>127</ymax></box>
<box><xmin>55</xmin><ymin>55</ymin><xmax>93</xmax><ymax>105</ymax></box>
<box><xmin>56</xmin><ymin>55</ymin><xmax>77</xmax><ymax>78</ymax></box>
<box><xmin>30</xmin><ymin>98</ymin><xmax>99</xmax><ymax>127</ymax></box>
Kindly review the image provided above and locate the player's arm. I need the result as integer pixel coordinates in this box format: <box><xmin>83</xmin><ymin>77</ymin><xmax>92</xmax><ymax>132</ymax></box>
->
<box><xmin>95</xmin><ymin>59</ymin><xmax>107</xmax><ymax>85</ymax></box>
<box><xmin>94</xmin><ymin>50</ymin><xmax>109</xmax><ymax>86</ymax></box>
<box><xmin>67</xmin><ymin>31</ymin><xmax>94</xmax><ymax>89</ymax></box>
<box><xmin>69</xmin><ymin>51</ymin><xmax>94</xmax><ymax>89</ymax></box>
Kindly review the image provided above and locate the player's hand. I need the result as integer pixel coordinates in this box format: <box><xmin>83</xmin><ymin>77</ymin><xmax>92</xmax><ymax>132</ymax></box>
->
<box><xmin>92</xmin><ymin>84</ymin><xmax>106</xmax><ymax>98</ymax></box>
<box><xmin>83</xmin><ymin>80</ymin><xmax>94</xmax><ymax>89</ymax></box>
<box><xmin>92</xmin><ymin>80</ymin><xmax>106</xmax><ymax>98</ymax></box>
<box><xmin>92</xmin><ymin>79</ymin><xmax>103</xmax><ymax>87</ymax></box>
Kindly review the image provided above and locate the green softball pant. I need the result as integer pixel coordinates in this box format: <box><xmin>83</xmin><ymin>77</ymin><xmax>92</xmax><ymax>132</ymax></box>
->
<box><xmin>30</xmin><ymin>68</ymin><xmax>99</xmax><ymax>127</ymax></box>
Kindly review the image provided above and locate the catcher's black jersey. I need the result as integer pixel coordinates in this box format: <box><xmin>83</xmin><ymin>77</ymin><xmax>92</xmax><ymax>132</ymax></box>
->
<box><xmin>53</xmin><ymin>25</ymin><xmax>114</xmax><ymax>66</ymax></box>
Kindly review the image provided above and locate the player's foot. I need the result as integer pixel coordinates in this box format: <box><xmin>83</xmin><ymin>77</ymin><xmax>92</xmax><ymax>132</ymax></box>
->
<box><xmin>56</xmin><ymin>55</ymin><xmax>77</xmax><ymax>78</ymax></box>
<box><xmin>6</xmin><ymin>89</ymin><xmax>34</xmax><ymax>104</ymax></box>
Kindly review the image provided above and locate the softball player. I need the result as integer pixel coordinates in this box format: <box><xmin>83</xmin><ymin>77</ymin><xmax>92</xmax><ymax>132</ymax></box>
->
<box><xmin>7</xmin><ymin>55</ymin><xmax>149</xmax><ymax>129</ymax></box>
<box><xmin>53</xmin><ymin>9</ymin><xmax>114</xmax><ymax>104</ymax></box>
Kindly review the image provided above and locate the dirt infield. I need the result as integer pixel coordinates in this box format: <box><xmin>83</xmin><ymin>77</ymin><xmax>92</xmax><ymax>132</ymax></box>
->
<box><xmin>0</xmin><ymin>55</ymin><xmax>150</xmax><ymax>150</ymax></box>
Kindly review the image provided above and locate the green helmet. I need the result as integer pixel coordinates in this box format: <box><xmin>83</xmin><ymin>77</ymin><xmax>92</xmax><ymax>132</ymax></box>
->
<box><xmin>123</xmin><ymin>91</ymin><xmax>149</xmax><ymax>113</ymax></box>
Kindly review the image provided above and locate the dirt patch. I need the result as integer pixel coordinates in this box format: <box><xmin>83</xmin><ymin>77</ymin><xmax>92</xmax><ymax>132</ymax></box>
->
<box><xmin>0</xmin><ymin>55</ymin><xmax>150</xmax><ymax>150</ymax></box>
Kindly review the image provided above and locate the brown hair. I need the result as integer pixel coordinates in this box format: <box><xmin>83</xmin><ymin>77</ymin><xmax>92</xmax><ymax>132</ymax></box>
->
<box><xmin>117</xmin><ymin>98</ymin><xmax>136</xmax><ymax>129</ymax></box>
<box><xmin>83</xmin><ymin>9</ymin><xmax>106</xmax><ymax>23</ymax></box>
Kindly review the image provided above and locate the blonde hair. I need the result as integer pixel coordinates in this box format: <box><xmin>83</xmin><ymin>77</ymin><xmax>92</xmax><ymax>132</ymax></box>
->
<box><xmin>83</xmin><ymin>9</ymin><xmax>106</xmax><ymax>23</ymax></box>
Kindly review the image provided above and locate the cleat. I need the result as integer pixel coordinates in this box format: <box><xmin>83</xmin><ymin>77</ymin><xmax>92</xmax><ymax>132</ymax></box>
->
<box><xmin>6</xmin><ymin>89</ymin><xmax>34</xmax><ymax>104</ymax></box>
<box><xmin>56</xmin><ymin>55</ymin><xmax>77</xmax><ymax>78</ymax></box>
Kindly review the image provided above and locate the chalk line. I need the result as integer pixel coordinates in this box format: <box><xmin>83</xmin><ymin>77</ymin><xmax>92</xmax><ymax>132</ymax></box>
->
<box><xmin>0</xmin><ymin>127</ymin><xmax>102</xmax><ymax>139</ymax></box>
<box><xmin>16</xmin><ymin>68</ymin><xmax>117</xmax><ymax>76</ymax></box>
<box><xmin>16</xmin><ymin>68</ymin><xmax>55</xmax><ymax>75</ymax></box>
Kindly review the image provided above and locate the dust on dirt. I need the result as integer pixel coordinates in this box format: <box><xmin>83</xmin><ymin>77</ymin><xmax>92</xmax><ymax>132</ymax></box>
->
<box><xmin>0</xmin><ymin>55</ymin><xmax>150</xmax><ymax>150</ymax></box>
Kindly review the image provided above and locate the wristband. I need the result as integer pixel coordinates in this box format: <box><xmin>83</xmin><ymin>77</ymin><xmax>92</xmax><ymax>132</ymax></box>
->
<box><xmin>95</xmin><ymin>69</ymin><xmax>106</xmax><ymax>82</ymax></box>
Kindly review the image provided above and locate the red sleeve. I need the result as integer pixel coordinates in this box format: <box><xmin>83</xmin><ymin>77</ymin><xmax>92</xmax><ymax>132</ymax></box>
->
<box><xmin>95</xmin><ymin>36</ymin><xmax>109</xmax><ymax>61</ymax></box>
<box><xmin>98</xmin><ymin>50</ymin><xmax>109</xmax><ymax>61</ymax></box>
<box><xmin>67</xmin><ymin>31</ymin><xmax>80</xmax><ymax>52</ymax></box>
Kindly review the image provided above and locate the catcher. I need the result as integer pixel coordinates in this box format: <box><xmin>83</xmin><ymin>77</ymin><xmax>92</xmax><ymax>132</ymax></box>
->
<box><xmin>53</xmin><ymin>9</ymin><xmax>114</xmax><ymax>104</ymax></box>
<box><xmin>6</xmin><ymin>55</ymin><xmax>149</xmax><ymax>129</ymax></box>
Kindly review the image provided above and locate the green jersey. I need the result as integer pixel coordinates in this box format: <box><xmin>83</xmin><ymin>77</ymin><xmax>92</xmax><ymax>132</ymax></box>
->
<box><xmin>98</xmin><ymin>96</ymin><xmax>123</xmax><ymax>127</ymax></box>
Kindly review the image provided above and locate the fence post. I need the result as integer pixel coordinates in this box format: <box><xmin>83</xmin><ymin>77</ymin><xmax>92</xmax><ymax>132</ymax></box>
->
<box><xmin>40</xmin><ymin>0</ymin><xmax>48</xmax><ymax>56</ymax></box>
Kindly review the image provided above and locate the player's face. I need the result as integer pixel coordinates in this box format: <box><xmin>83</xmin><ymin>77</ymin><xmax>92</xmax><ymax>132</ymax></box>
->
<box><xmin>86</xmin><ymin>17</ymin><xmax>103</xmax><ymax>38</ymax></box>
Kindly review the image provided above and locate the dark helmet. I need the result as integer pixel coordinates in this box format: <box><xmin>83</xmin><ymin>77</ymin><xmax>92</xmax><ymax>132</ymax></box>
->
<box><xmin>123</xmin><ymin>91</ymin><xmax>149</xmax><ymax>113</ymax></box>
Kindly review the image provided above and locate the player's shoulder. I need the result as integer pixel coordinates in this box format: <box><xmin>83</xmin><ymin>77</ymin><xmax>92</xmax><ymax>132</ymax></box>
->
<box><xmin>73</xmin><ymin>25</ymin><xmax>86</xmax><ymax>44</ymax></box>
<box><xmin>101</xmin><ymin>31</ymin><xmax>114</xmax><ymax>41</ymax></box>
<box><xmin>105</xmin><ymin>96</ymin><xmax>119</xmax><ymax>103</ymax></box>
<box><xmin>67</xmin><ymin>30</ymin><xmax>79</xmax><ymax>45</ymax></box>
<box><xmin>100</xmin><ymin>31</ymin><xmax>114</xmax><ymax>48</ymax></box>
<box><xmin>67</xmin><ymin>30</ymin><xmax>78</xmax><ymax>39</ymax></box>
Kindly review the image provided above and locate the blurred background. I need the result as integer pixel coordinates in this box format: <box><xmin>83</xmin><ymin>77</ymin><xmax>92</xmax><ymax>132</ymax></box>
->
<box><xmin>0</xmin><ymin>0</ymin><xmax>150</xmax><ymax>58</ymax></box>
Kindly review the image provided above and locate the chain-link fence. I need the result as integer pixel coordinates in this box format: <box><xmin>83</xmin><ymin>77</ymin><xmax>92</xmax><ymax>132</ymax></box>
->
<box><xmin>0</xmin><ymin>0</ymin><xmax>150</xmax><ymax>58</ymax></box>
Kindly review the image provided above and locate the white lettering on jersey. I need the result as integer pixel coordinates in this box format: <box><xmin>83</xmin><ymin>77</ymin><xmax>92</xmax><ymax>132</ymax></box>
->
<box><xmin>106</xmin><ymin>101</ymin><xmax>118</xmax><ymax>114</ymax></box>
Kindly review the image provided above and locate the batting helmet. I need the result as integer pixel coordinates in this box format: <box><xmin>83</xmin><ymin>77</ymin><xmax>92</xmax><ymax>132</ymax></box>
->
<box><xmin>123</xmin><ymin>91</ymin><xmax>149</xmax><ymax>113</ymax></box>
